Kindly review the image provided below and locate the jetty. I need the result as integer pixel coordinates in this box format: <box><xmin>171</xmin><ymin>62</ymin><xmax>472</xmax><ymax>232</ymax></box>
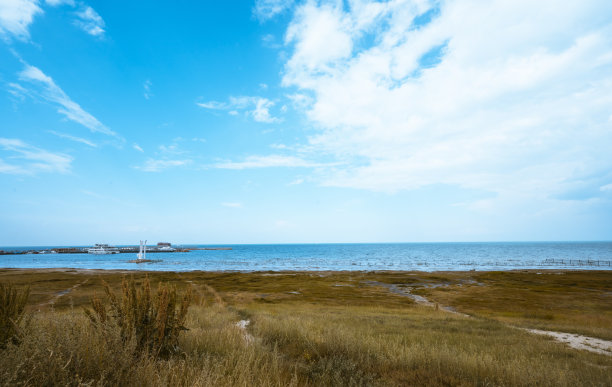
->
<box><xmin>0</xmin><ymin>244</ymin><xmax>232</xmax><ymax>255</ymax></box>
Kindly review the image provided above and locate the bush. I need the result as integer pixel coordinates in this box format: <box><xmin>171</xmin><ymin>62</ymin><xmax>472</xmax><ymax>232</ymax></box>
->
<box><xmin>0</xmin><ymin>283</ymin><xmax>30</xmax><ymax>348</ymax></box>
<box><xmin>85</xmin><ymin>276</ymin><xmax>192</xmax><ymax>358</ymax></box>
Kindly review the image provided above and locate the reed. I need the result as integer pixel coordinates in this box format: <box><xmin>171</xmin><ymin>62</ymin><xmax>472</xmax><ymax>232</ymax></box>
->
<box><xmin>0</xmin><ymin>283</ymin><xmax>30</xmax><ymax>348</ymax></box>
<box><xmin>85</xmin><ymin>276</ymin><xmax>192</xmax><ymax>358</ymax></box>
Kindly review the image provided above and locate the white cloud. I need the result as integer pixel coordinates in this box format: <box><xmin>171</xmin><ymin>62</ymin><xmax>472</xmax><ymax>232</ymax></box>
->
<box><xmin>197</xmin><ymin>96</ymin><xmax>282</xmax><ymax>123</ymax></box>
<box><xmin>0</xmin><ymin>137</ymin><xmax>72</xmax><ymax>174</ymax></box>
<box><xmin>196</xmin><ymin>101</ymin><xmax>227</xmax><ymax>109</ymax></box>
<box><xmin>0</xmin><ymin>0</ymin><xmax>42</xmax><ymax>40</ymax></box>
<box><xmin>251</xmin><ymin>97</ymin><xmax>279</xmax><ymax>123</ymax></box>
<box><xmin>133</xmin><ymin>144</ymin><xmax>144</xmax><ymax>152</ymax></box>
<box><xmin>253</xmin><ymin>0</ymin><xmax>294</xmax><ymax>21</ymax></box>
<box><xmin>158</xmin><ymin>144</ymin><xmax>186</xmax><ymax>155</ymax></box>
<box><xmin>221</xmin><ymin>202</ymin><xmax>242</xmax><ymax>208</ymax></box>
<box><xmin>80</xmin><ymin>189</ymin><xmax>104</xmax><ymax>198</ymax></box>
<box><xmin>214</xmin><ymin>155</ymin><xmax>325</xmax><ymax>169</ymax></box>
<box><xmin>17</xmin><ymin>63</ymin><xmax>117</xmax><ymax>137</ymax></box>
<box><xmin>261</xmin><ymin>33</ymin><xmax>282</xmax><ymax>48</ymax></box>
<box><xmin>48</xmin><ymin>130</ymin><xmax>97</xmax><ymax>147</ymax></box>
<box><xmin>286</xmin><ymin>92</ymin><xmax>312</xmax><ymax>109</ymax></box>
<box><xmin>279</xmin><ymin>0</ymin><xmax>612</xmax><ymax>203</ymax></box>
<box><xmin>600</xmin><ymin>183</ymin><xmax>612</xmax><ymax>192</ymax></box>
<box><xmin>74</xmin><ymin>5</ymin><xmax>105</xmax><ymax>36</ymax></box>
<box><xmin>45</xmin><ymin>0</ymin><xmax>74</xmax><ymax>6</ymax></box>
<box><xmin>143</xmin><ymin>79</ymin><xmax>152</xmax><ymax>99</ymax></box>
<box><xmin>135</xmin><ymin>158</ymin><xmax>191</xmax><ymax>172</ymax></box>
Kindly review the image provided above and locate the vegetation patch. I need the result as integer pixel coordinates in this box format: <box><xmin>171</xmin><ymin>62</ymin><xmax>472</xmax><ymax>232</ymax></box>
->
<box><xmin>0</xmin><ymin>269</ymin><xmax>611</xmax><ymax>385</ymax></box>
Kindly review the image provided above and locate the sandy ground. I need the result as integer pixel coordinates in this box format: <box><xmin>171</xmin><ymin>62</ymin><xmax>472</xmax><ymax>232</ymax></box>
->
<box><xmin>235</xmin><ymin>320</ymin><xmax>254</xmax><ymax>344</ymax></box>
<box><xmin>525</xmin><ymin>329</ymin><xmax>612</xmax><ymax>356</ymax></box>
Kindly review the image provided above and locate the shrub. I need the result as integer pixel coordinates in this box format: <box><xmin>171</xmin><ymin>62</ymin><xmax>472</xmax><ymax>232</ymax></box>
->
<box><xmin>85</xmin><ymin>276</ymin><xmax>192</xmax><ymax>358</ymax></box>
<box><xmin>0</xmin><ymin>283</ymin><xmax>30</xmax><ymax>348</ymax></box>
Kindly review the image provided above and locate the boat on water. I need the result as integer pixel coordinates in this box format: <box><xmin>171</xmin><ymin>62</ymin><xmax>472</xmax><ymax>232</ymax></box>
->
<box><xmin>157</xmin><ymin>242</ymin><xmax>176</xmax><ymax>252</ymax></box>
<box><xmin>88</xmin><ymin>244</ymin><xmax>120</xmax><ymax>255</ymax></box>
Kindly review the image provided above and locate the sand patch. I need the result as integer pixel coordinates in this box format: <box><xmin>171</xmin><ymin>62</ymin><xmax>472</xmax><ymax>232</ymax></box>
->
<box><xmin>235</xmin><ymin>319</ymin><xmax>254</xmax><ymax>344</ymax></box>
<box><xmin>525</xmin><ymin>328</ymin><xmax>612</xmax><ymax>356</ymax></box>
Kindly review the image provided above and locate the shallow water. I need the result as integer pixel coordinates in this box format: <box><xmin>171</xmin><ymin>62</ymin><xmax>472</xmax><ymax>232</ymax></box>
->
<box><xmin>1</xmin><ymin>242</ymin><xmax>611</xmax><ymax>272</ymax></box>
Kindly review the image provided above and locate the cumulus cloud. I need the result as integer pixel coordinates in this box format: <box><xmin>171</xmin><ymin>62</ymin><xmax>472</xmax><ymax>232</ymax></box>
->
<box><xmin>0</xmin><ymin>137</ymin><xmax>72</xmax><ymax>174</ymax></box>
<box><xmin>279</xmin><ymin>0</ymin><xmax>612</xmax><ymax>203</ymax></box>
<box><xmin>74</xmin><ymin>5</ymin><xmax>105</xmax><ymax>37</ymax></box>
<box><xmin>197</xmin><ymin>96</ymin><xmax>282</xmax><ymax>123</ymax></box>
<box><xmin>0</xmin><ymin>0</ymin><xmax>42</xmax><ymax>40</ymax></box>
<box><xmin>16</xmin><ymin>63</ymin><xmax>118</xmax><ymax>137</ymax></box>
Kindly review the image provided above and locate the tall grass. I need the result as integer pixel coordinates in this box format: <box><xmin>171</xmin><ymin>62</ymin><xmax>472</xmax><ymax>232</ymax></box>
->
<box><xmin>0</xmin><ymin>283</ymin><xmax>29</xmax><ymax>348</ymax></box>
<box><xmin>1</xmin><ymin>271</ymin><xmax>611</xmax><ymax>386</ymax></box>
<box><xmin>85</xmin><ymin>276</ymin><xmax>192</xmax><ymax>358</ymax></box>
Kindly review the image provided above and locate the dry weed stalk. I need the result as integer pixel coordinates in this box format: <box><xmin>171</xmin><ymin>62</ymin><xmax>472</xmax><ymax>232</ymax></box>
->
<box><xmin>85</xmin><ymin>276</ymin><xmax>192</xmax><ymax>358</ymax></box>
<box><xmin>0</xmin><ymin>283</ymin><xmax>30</xmax><ymax>348</ymax></box>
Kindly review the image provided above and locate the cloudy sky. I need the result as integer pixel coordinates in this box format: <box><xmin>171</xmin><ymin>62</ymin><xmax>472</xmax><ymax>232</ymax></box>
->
<box><xmin>1</xmin><ymin>0</ymin><xmax>611</xmax><ymax>245</ymax></box>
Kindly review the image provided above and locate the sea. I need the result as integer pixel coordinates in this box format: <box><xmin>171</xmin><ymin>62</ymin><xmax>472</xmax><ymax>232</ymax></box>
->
<box><xmin>1</xmin><ymin>242</ymin><xmax>611</xmax><ymax>272</ymax></box>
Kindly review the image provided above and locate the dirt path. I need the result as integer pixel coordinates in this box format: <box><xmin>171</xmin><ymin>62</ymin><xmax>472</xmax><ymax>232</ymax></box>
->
<box><xmin>524</xmin><ymin>329</ymin><xmax>612</xmax><ymax>356</ymax></box>
<box><xmin>235</xmin><ymin>319</ymin><xmax>255</xmax><ymax>344</ymax></box>
<box><xmin>363</xmin><ymin>281</ymin><xmax>469</xmax><ymax>316</ymax></box>
<box><xmin>365</xmin><ymin>280</ymin><xmax>612</xmax><ymax>356</ymax></box>
<box><xmin>39</xmin><ymin>279</ymin><xmax>89</xmax><ymax>308</ymax></box>
<box><xmin>178</xmin><ymin>275</ymin><xmax>253</xmax><ymax>345</ymax></box>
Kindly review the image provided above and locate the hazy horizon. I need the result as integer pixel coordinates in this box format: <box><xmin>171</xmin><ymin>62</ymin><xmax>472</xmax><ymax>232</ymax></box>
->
<box><xmin>1</xmin><ymin>0</ymin><xmax>611</xmax><ymax>245</ymax></box>
<box><xmin>2</xmin><ymin>240</ymin><xmax>612</xmax><ymax>249</ymax></box>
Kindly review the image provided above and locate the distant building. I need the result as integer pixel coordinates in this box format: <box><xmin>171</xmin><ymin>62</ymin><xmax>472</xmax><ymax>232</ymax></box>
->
<box><xmin>157</xmin><ymin>242</ymin><xmax>171</xmax><ymax>247</ymax></box>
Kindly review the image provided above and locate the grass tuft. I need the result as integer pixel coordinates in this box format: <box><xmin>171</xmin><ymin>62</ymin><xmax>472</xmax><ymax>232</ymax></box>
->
<box><xmin>85</xmin><ymin>276</ymin><xmax>192</xmax><ymax>358</ymax></box>
<box><xmin>0</xmin><ymin>283</ymin><xmax>30</xmax><ymax>348</ymax></box>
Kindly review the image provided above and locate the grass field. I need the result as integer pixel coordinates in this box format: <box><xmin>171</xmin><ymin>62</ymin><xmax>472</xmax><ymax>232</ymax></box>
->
<box><xmin>1</xmin><ymin>269</ymin><xmax>611</xmax><ymax>385</ymax></box>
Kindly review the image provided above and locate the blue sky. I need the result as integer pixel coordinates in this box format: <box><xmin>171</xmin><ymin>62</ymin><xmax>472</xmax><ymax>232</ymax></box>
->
<box><xmin>1</xmin><ymin>0</ymin><xmax>611</xmax><ymax>245</ymax></box>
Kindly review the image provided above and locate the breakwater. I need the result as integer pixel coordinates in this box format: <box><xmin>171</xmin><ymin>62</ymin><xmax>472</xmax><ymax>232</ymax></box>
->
<box><xmin>0</xmin><ymin>246</ymin><xmax>232</xmax><ymax>255</ymax></box>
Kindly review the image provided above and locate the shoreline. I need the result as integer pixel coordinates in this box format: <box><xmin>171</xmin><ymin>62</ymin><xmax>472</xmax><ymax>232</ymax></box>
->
<box><xmin>2</xmin><ymin>267</ymin><xmax>611</xmax><ymax>275</ymax></box>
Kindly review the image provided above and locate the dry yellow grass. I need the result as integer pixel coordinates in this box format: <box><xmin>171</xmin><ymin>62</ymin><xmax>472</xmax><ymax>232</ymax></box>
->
<box><xmin>0</xmin><ymin>269</ymin><xmax>611</xmax><ymax>386</ymax></box>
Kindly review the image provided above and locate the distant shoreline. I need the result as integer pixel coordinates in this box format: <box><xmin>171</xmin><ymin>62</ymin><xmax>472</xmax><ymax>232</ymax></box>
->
<box><xmin>1</xmin><ymin>267</ymin><xmax>610</xmax><ymax>275</ymax></box>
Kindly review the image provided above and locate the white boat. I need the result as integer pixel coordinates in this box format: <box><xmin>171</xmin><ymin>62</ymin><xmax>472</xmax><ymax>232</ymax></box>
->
<box><xmin>88</xmin><ymin>244</ymin><xmax>120</xmax><ymax>255</ymax></box>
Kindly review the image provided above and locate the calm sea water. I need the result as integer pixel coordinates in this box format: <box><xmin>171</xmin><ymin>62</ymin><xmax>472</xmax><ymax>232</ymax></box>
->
<box><xmin>1</xmin><ymin>242</ymin><xmax>611</xmax><ymax>272</ymax></box>
<box><xmin>0</xmin><ymin>242</ymin><xmax>612</xmax><ymax>271</ymax></box>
